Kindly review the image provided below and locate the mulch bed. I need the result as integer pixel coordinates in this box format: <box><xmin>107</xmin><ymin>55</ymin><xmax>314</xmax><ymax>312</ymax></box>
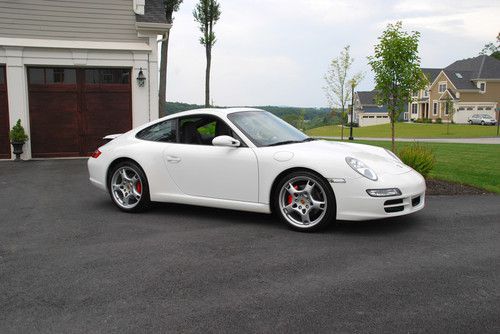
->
<box><xmin>425</xmin><ymin>179</ymin><xmax>491</xmax><ymax>196</ymax></box>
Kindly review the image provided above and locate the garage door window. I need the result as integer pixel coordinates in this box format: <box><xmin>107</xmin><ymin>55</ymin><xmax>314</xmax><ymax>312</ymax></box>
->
<box><xmin>85</xmin><ymin>69</ymin><xmax>130</xmax><ymax>86</ymax></box>
<box><xmin>28</xmin><ymin>68</ymin><xmax>76</xmax><ymax>86</ymax></box>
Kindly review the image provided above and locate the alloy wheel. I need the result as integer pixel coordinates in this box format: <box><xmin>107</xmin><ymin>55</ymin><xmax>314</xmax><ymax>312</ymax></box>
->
<box><xmin>110</xmin><ymin>166</ymin><xmax>143</xmax><ymax>209</ymax></box>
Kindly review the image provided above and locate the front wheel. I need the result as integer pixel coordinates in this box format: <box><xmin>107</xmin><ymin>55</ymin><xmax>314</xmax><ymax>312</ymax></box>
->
<box><xmin>481</xmin><ymin>121</ymin><xmax>485</xmax><ymax>125</ymax></box>
<box><xmin>109</xmin><ymin>161</ymin><xmax>150</xmax><ymax>212</ymax></box>
<box><xmin>468</xmin><ymin>120</ymin><xmax>472</xmax><ymax>125</ymax></box>
<box><xmin>273</xmin><ymin>171</ymin><xmax>336</xmax><ymax>231</ymax></box>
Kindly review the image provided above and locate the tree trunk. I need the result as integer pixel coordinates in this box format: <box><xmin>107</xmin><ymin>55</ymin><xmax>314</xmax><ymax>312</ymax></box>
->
<box><xmin>205</xmin><ymin>45</ymin><xmax>211</xmax><ymax>107</ymax></box>
<box><xmin>340</xmin><ymin>106</ymin><xmax>344</xmax><ymax>140</ymax></box>
<box><xmin>391</xmin><ymin>106</ymin><xmax>396</xmax><ymax>152</ymax></box>
<box><xmin>158</xmin><ymin>31</ymin><xmax>170</xmax><ymax>117</ymax></box>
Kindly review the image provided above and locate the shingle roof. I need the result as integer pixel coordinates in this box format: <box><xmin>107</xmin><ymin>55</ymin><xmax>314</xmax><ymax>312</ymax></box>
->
<box><xmin>442</xmin><ymin>70</ymin><xmax>477</xmax><ymax>90</ymax></box>
<box><xmin>136</xmin><ymin>0</ymin><xmax>167</xmax><ymax>24</ymax></box>
<box><xmin>356</xmin><ymin>91</ymin><xmax>378</xmax><ymax>106</ymax></box>
<box><xmin>421</xmin><ymin>68</ymin><xmax>441</xmax><ymax>83</ymax></box>
<box><xmin>445</xmin><ymin>55</ymin><xmax>500</xmax><ymax>80</ymax></box>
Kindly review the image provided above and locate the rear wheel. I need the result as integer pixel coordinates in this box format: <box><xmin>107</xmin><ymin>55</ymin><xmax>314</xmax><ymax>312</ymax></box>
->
<box><xmin>481</xmin><ymin>120</ymin><xmax>485</xmax><ymax>125</ymax></box>
<box><xmin>273</xmin><ymin>171</ymin><xmax>336</xmax><ymax>231</ymax></box>
<box><xmin>468</xmin><ymin>120</ymin><xmax>472</xmax><ymax>125</ymax></box>
<box><xmin>109</xmin><ymin>161</ymin><xmax>150</xmax><ymax>212</ymax></box>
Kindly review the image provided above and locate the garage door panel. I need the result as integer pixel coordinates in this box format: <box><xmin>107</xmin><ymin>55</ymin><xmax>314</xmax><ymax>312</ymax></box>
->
<box><xmin>83</xmin><ymin>91</ymin><xmax>131</xmax><ymax>154</ymax></box>
<box><xmin>28</xmin><ymin>67</ymin><xmax>131</xmax><ymax>157</ymax></box>
<box><xmin>29</xmin><ymin>91</ymin><xmax>80</xmax><ymax>157</ymax></box>
<box><xmin>0</xmin><ymin>66</ymin><xmax>9</xmax><ymax>159</ymax></box>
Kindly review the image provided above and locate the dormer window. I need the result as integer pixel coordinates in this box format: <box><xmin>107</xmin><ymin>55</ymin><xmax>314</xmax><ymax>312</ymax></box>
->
<box><xmin>478</xmin><ymin>81</ymin><xmax>486</xmax><ymax>93</ymax></box>
<box><xmin>438</xmin><ymin>82</ymin><xmax>447</xmax><ymax>93</ymax></box>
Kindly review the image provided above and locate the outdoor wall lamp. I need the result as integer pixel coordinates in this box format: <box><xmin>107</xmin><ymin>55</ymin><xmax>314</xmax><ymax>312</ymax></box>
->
<box><xmin>136</xmin><ymin>68</ymin><xmax>146</xmax><ymax>87</ymax></box>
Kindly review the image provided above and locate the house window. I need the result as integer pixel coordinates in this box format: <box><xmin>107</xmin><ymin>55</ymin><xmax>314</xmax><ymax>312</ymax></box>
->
<box><xmin>404</xmin><ymin>112</ymin><xmax>408</xmax><ymax>120</ymax></box>
<box><xmin>478</xmin><ymin>82</ymin><xmax>486</xmax><ymax>93</ymax></box>
<box><xmin>411</xmin><ymin>103</ymin><xmax>418</xmax><ymax>115</ymax></box>
<box><xmin>444</xmin><ymin>104</ymin><xmax>450</xmax><ymax>115</ymax></box>
<box><xmin>438</xmin><ymin>82</ymin><xmax>447</xmax><ymax>93</ymax></box>
<box><xmin>423</xmin><ymin>89</ymin><xmax>429</xmax><ymax>97</ymax></box>
<box><xmin>412</xmin><ymin>90</ymin><xmax>418</xmax><ymax>97</ymax></box>
<box><xmin>433</xmin><ymin>102</ymin><xmax>438</xmax><ymax>116</ymax></box>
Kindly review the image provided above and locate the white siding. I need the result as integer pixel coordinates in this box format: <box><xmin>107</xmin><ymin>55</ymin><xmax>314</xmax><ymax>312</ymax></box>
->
<box><xmin>0</xmin><ymin>0</ymin><xmax>142</xmax><ymax>42</ymax></box>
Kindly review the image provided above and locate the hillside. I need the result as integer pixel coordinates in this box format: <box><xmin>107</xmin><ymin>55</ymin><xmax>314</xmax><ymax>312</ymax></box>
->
<box><xmin>164</xmin><ymin>102</ymin><xmax>340</xmax><ymax>130</ymax></box>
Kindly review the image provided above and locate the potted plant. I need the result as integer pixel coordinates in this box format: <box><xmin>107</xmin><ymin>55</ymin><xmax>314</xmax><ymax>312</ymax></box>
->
<box><xmin>9</xmin><ymin>119</ymin><xmax>29</xmax><ymax>160</ymax></box>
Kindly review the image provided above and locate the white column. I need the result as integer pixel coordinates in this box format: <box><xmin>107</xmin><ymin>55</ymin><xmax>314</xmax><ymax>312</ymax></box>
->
<box><xmin>5</xmin><ymin>47</ymin><xmax>31</xmax><ymax>160</ymax></box>
<box><xmin>147</xmin><ymin>35</ymin><xmax>159</xmax><ymax>122</ymax></box>
<box><xmin>132</xmin><ymin>51</ymin><xmax>149</xmax><ymax>127</ymax></box>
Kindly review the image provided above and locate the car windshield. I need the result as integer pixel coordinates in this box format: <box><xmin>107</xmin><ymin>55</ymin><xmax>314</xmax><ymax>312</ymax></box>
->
<box><xmin>228</xmin><ymin>110</ymin><xmax>310</xmax><ymax>147</ymax></box>
<box><xmin>482</xmin><ymin>114</ymin><xmax>492</xmax><ymax>119</ymax></box>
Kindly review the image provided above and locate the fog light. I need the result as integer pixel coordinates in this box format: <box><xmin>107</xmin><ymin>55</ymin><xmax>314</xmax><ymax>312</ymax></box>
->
<box><xmin>366</xmin><ymin>188</ymin><xmax>402</xmax><ymax>197</ymax></box>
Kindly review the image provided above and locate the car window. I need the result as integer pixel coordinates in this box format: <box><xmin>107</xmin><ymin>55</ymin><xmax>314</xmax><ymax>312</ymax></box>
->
<box><xmin>179</xmin><ymin>115</ymin><xmax>240</xmax><ymax>146</ymax></box>
<box><xmin>136</xmin><ymin>119</ymin><xmax>177</xmax><ymax>142</ymax></box>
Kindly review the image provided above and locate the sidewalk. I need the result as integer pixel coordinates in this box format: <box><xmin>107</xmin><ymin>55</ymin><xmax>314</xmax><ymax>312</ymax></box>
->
<box><xmin>313</xmin><ymin>136</ymin><xmax>500</xmax><ymax>145</ymax></box>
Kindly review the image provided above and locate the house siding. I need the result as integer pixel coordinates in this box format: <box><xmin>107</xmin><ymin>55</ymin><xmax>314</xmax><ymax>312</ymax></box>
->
<box><xmin>0</xmin><ymin>0</ymin><xmax>141</xmax><ymax>42</ymax></box>
<box><xmin>459</xmin><ymin>81</ymin><xmax>500</xmax><ymax>103</ymax></box>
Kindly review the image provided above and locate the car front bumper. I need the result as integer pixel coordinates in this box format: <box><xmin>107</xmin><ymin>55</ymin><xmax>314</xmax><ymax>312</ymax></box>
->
<box><xmin>331</xmin><ymin>169</ymin><xmax>426</xmax><ymax>221</ymax></box>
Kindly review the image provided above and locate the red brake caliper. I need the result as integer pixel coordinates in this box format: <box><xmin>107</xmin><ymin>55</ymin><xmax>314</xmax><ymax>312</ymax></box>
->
<box><xmin>287</xmin><ymin>185</ymin><xmax>299</xmax><ymax>204</ymax></box>
<box><xmin>136</xmin><ymin>181</ymin><xmax>142</xmax><ymax>194</ymax></box>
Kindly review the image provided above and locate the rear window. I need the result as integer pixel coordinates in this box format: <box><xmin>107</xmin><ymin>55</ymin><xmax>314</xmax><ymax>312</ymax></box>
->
<box><xmin>136</xmin><ymin>120</ymin><xmax>177</xmax><ymax>142</ymax></box>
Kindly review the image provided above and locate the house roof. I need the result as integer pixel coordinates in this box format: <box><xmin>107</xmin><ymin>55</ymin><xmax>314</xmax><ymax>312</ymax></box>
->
<box><xmin>136</xmin><ymin>0</ymin><xmax>167</xmax><ymax>24</ymax></box>
<box><xmin>356</xmin><ymin>91</ymin><xmax>378</xmax><ymax>106</ymax></box>
<box><xmin>421</xmin><ymin>68</ymin><xmax>441</xmax><ymax>83</ymax></box>
<box><xmin>442</xmin><ymin>69</ymin><xmax>477</xmax><ymax>90</ymax></box>
<box><xmin>445</xmin><ymin>55</ymin><xmax>500</xmax><ymax>80</ymax></box>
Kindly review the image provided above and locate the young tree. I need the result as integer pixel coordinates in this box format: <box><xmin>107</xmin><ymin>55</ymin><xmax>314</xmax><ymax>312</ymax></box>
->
<box><xmin>323</xmin><ymin>46</ymin><xmax>363</xmax><ymax>140</ymax></box>
<box><xmin>193</xmin><ymin>0</ymin><xmax>221</xmax><ymax>107</ymax></box>
<box><xmin>368</xmin><ymin>21</ymin><xmax>427</xmax><ymax>152</ymax></box>
<box><xmin>159</xmin><ymin>0</ymin><xmax>183</xmax><ymax>116</ymax></box>
<box><xmin>444</xmin><ymin>96</ymin><xmax>455</xmax><ymax>135</ymax></box>
<box><xmin>480</xmin><ymin>32</ymin><xmax>500</xmax><ymax>60</ymax></box>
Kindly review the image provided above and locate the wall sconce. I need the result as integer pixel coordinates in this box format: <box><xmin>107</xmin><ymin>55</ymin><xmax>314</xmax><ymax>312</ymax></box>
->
<box><xmin>136</xmin><ymin>68</ymin><xmax>146</xmax><ymax>87</ymax></box>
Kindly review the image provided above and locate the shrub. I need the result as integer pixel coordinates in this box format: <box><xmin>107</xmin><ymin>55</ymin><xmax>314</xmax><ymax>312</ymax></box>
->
<box><xmin>423</xmin><ymin>118</ymin><xmax>432</xmax><ymax>123</ymax></box>
<box><xmin>398</xmin><ymin>143</ymin><xmax>435</xmax><ymax>178</ymax></box>
<box><xmin>414</xmin><ymin>118</ymin><xmax>423</xmax><ymax>123</ymax></box>
<box><xmin>435</xmin><ymin>118</ymin><xmax>442</xmax><ymax>124</ymax></box>
<box><xmin>9</xmin><ymin>119</ymin><xmax>29</xmax><ymax>143</ymax></box>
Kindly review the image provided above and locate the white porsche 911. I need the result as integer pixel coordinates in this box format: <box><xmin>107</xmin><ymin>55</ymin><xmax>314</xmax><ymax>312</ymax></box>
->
<box><xmin>88</xmin><ymin>108</ymin><xmax>425</xmax><ymax>231</ymax></box>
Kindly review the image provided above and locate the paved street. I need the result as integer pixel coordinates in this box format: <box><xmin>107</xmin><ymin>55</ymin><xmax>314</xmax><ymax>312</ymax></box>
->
<box><xmin>0</xmin><ymin>160</ymin><xmax>499</xmax><ymax>333</ymax></box>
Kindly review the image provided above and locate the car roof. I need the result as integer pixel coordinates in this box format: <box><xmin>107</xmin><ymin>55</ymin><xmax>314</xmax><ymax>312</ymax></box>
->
<box><xmin>160</xmin><ymin>107</ymin><xmax>265</xmax><ymax>120</ymax></box>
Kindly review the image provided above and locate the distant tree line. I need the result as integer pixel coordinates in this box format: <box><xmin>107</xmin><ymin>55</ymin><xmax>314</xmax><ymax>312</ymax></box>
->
<box><xmin>163</xmin><ymin>102</ymin><xmax>341</xmax><ymax>130</ymax></box>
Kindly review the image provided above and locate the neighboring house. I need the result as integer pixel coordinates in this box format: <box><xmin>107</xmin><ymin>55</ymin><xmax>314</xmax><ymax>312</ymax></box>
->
<box><xmin>0</xmin><ymin>0</ymin><xmax>169</xmax><ymax>159</ymax></box>
<box><xmin>352</xmin><ymin>90</ymin><xmax>407</xmax><ymax>127</ymax></box>
<box><xmin>409</xmin><ymin>55</ymin><xmax>500</xmax><ymax>123</ymax></box>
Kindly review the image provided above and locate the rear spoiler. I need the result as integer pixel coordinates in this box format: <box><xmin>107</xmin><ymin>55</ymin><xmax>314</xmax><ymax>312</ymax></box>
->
<box><xmin>103</xmin><ymin>134</ymin><xmax>122</xmax><ymax>141</ymax></box>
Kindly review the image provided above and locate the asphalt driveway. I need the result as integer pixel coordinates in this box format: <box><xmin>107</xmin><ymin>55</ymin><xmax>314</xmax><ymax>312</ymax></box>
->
<box><xmin>0</xmin><ymin>160</ymin><xmax>499</xmax><ymax>333</ymax></box>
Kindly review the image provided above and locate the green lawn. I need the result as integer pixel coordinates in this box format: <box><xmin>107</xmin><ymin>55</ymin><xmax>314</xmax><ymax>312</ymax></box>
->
<box><xmin>307</xmin><ymin>123</ymin><xmax>499</xmax><ymax>138</ymax></box>
<box><xmin>332</xmin><ymin>140</ymin><xmax>500</xmax><ymax>193</ymax></box>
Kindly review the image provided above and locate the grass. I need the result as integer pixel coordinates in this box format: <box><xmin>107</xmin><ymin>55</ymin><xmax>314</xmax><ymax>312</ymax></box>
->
<box><xmin>307</xmin><ymin>122</ymin><xmax>500</xmax><ymax>138</ymax></box>
<box><xmin>333</xmin><ymin>140</ymin><xmax>500</xmax><ymax>194</ymax></box>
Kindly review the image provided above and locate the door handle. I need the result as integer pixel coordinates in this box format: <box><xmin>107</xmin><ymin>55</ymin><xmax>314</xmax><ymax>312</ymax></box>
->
<box><xmin>166</xmin><ymin>155</ymin><xmax>181</xmax><ymax>163</ymax></box>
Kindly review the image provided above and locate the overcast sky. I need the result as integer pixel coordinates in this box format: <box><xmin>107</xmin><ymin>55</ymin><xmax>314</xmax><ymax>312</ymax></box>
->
<box><xmin>164</xmin><ymin>0</ymin><xmax>499</xmax><ymax>107</ymax></box>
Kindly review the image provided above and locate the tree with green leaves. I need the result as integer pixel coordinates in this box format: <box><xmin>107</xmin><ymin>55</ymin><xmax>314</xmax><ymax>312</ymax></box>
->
<box><xmin>323</xmin><ymin>46</ymin><xmax>363</xmax><ymax>140</ymax></box>
<box><xmin>193</xmin><ymin>0</ymin><xmax>221</xmax><ymax>107</ymax></box>
<box><xmin>368</xmin><ymin>21</ymin><xmax>427</xmax><ymax>152</ymax></box>
<box><xmin>480</xmin><ymin>33</ymin><xmax>500</xmax><ymax>60</ymax></box>
<box><xmin>444</xmin><ymin>96</ymin><xmax>455</xmax><ymax>135</ymax></box>
<box><xmin>159</xmin><ymin>0</ymin><xmax>183</xmax><ymax>116</ymax></box>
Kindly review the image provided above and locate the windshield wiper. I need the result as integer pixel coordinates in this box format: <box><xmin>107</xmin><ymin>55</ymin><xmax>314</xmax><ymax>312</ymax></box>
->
<box><xmin>267</xmin><ymin>138</ymin><xmax>316</xmax><ymax>147</ymax></box>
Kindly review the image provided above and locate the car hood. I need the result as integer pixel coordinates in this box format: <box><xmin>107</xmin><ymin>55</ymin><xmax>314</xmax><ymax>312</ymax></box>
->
<box><xmin>274</xmin><ymin>140</ymin><xmax>412</xmax><ymax>175</ymax></box>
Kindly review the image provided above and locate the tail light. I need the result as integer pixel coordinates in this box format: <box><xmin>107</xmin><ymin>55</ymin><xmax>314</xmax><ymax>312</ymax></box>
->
<box><xmin>91</xmin><ymin>149</ymin><xmax>102</xmax><ymax>159</ymax></box>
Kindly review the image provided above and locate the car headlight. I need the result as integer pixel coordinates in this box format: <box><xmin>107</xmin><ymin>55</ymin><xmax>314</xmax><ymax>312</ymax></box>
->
<box><xmin>385</xmin><ymin>148</ymin><xmax>402</xmax><ymax>163</ymax></box>
<box><xmin>345</xmin><ymin>157</ymin><xmax>378</xmax><ymax>181</ymax></box>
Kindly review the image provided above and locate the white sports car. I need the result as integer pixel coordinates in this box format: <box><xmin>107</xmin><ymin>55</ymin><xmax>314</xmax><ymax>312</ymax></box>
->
<box><xmin>88</xmin><ymin>108</ymin><xmax>425</xmax><ymax>231</ymax></box>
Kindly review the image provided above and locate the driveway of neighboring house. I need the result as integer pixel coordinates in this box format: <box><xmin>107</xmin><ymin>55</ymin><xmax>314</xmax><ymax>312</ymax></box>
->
<box><xmin>0</xmin><ymin>160</ymin><xmax>499</xmax><ymax>333</ymax></box>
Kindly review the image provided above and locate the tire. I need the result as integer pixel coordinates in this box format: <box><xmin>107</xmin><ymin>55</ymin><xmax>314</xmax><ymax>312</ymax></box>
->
<box><xmin>468</xmin><ymin>120</ymin><xmax>472</xmax><ymax>125</ymax></box>
<box><xmin>481</xmin><ymin>121</ymin><xmax>485</xmax><ymax>125</ymax></box>
<box><xmin>272</xmin><ymin>171</ymin><xmax>336</xmax><ymax>232</ymax></box>
<box><xmin>108</xmin><ymin>161</ymin><xmax>150</xmax><ymax>212</ymax></box>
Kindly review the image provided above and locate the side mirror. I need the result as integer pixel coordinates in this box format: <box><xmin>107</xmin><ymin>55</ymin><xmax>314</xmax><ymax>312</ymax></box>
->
<box><xmin>212</xmin><ymin>135</ymin><xmax>240</xmax><ymax>147</ymax></box>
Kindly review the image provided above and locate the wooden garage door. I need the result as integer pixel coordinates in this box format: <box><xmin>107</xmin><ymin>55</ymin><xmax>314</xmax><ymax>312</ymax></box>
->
<box><xmin>28</xmin><ymin>67</ymin><xmax>131</xmax><ymax>158</ymax></box>
<box><xmin>0</xmin><ymin>66</ymin><xmax>10</xmax><ymax>159</ymax></box>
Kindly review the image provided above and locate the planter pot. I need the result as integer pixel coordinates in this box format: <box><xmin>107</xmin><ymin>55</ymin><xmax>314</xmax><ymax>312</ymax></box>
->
<box><xmin>11</xmin><ymin>141</ymin><xmax>25</xmax><ymax>160</ymax></box>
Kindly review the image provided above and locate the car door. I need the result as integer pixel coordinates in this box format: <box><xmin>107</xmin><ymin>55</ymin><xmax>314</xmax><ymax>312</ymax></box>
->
<box><xmin>163</xmin><ymin>115</ymin><xmax>259</xmax><ymax>203</ymax></box>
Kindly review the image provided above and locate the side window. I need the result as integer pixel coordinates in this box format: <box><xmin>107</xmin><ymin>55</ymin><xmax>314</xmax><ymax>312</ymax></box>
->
<box><xmin>136</xmin><ymin>120</ymin><xmax>177</xmax><ymax>142</ymax></box>
<box><xmin>179</xmin><ymin>116</ymin><xmax>239</xmax><ymax>146</ymax></box>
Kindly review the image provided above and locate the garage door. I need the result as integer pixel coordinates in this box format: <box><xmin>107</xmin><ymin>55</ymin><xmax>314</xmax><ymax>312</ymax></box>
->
<box><xmin>0</xmin><ymin>66</ymin><xmax>10</xmax><ymax>159</ymax></box>
<box><xmin>28</xmin><ymin>67</ymin><xmax>131</xmax><ymax>158</ymax></box>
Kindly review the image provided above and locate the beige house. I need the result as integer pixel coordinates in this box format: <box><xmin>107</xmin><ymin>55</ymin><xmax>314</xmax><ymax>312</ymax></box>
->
<box><xmin>409</xmin><ymin>55</ymin><xmax>500</xmax><ymax>123</ymax></box>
